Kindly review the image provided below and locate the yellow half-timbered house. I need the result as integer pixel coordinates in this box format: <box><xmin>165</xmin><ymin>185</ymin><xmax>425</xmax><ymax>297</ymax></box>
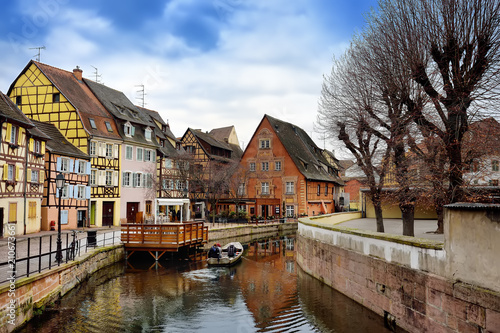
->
<box><xmin>0</xmin><ymin>92</ymin><xmax>48</xmax><ymax>236</ymax></box>
<box><xmin>8</xmin><ymin>61</ymin><xmax>122</xmax><ymax>227</ymax></box>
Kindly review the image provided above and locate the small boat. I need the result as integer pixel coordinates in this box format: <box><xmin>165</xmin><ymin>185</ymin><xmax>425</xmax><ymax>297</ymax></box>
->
<box><xmin>207</xmin><ymin>242</ymin><xmax>243</xmax><ymax>266</ymax></box>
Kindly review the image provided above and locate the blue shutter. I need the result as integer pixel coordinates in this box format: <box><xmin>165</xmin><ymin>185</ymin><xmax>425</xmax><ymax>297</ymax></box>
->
<box><xmin>56</xmin><ymin>187</ymin><xmax>59</xmax><ymax>198</ymax></box>
<box><xmin>61</xmin><ymin>210</ymin><xmax>68</xmax><ymax>224</ymax></box>
<box><xmin>69</xmin><ymin>159</ymin><xmax>74</xmax><ymax>173</ymax></box>
<box><xmin>56</xmin><ymin>157</ymin><xmax>61</xmax><ymax>172</ymax></box>
<box><xmin>73</xmin><ymin>185</ymin><xmax>79</xmax><ymax>198</ymax></box>
<box><xmin>86</xmin><ymin>161</ymin><xmax>91</xmax><ymax>175</ymax></box>
<box><xmin>131</xmin><ymin>126</ymin><xmax>135</xmax><ymax>136</ymax></box>
<box><xmin>86</xmin><ymin>186</ymin><xmax>91</xmax><ymax>199</ymax></box>
<box><xmin>68</xmin><ymin>185</ymin><xmax>74</xmax><ymax>198</ymax></box>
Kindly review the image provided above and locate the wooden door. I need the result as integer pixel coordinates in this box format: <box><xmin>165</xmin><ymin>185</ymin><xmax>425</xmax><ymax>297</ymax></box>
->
<box><xmin>102</xmin><ymin>202</ymin><xmax>114</xmax><ymax>226</ymax></box>
<box><xmin>127</xmin><ymin>202</ymin><xmax>139</xmax><ymax>223</ymax></box>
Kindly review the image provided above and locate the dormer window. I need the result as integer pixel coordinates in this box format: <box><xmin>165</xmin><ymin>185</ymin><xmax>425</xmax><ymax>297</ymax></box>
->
<box><xmin>15</xmin><ymin>96</ymin><xmax>21</xmax><ymax>106</ymax></box>
<box><xmin>124</xmin><ymin>122</ymin><xmax>134</xmax><ymax>137</ymax></box>
<box><xmin>145</xmin><ymin>127</ymin><xmax>152</xmax><ymax>141</ymax></box>
<box><xmin>105</xmin><ymin>121</ymin><xmax>113</xmax><ymax>132</ymax></box>
<box><xmin>89</xmin><ymin>118</ymin><xmax>97</xmax><ymax>129</ymax></box>
<box><xmin>53</xmin><ymin>93</ymin><xmax>60</xmax><ymax>103</ymax></box>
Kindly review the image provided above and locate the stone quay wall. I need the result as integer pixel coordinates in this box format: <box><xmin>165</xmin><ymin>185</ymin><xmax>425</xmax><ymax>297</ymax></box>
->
<box><xmin>207</xmin><ymin>222</ymin><xmax>298</xmax><ymax>247</ymax></box>
<box><xmin>297</xmin><ymin>206</ymin><xmax>500</xmax><ymax>333</ymax></box>
<box><xmin>0</xmin><ymin>245</ymin><xmax>124</xmax><ymax>333</ymax></box>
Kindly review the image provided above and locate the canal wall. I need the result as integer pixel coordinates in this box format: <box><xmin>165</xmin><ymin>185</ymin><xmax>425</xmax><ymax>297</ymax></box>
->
<box><xmin>297</xmin><ymin>206</ymin><xmax>500</xmax><ymax>333</ymax></box>
<box><xmin>207</xmin><ymin>222</ymin><xmax>298</xmax><ymax>247</ymax></box>
<box><xmin>0</xmin><ymin>244</ymin><xmax>124</xmax><ymax>333</ymax></box>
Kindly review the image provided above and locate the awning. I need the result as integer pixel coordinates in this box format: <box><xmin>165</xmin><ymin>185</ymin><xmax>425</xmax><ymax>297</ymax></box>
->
<box><xmin>156</xmin><ymin>198</ymin><xmax>190</xmax><ymax>206</ymax></box>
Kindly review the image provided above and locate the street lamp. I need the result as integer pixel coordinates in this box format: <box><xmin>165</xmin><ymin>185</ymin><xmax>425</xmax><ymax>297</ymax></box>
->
<box><xmin>55</xmin><ymin>173</ymin><xmax>65</xmax><ymax>264</ymax></box>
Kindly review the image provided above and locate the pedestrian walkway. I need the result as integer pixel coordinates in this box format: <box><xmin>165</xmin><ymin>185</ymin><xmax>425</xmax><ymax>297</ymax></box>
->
<box><xmin>337</xmin><ymin>218</ymin><xmax>444</xmax><ymax>242</ymax></box>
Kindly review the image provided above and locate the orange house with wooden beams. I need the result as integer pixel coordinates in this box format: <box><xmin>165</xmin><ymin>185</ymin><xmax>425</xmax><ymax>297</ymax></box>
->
<box><xmin>241</xmin><ymin>115</ymin><xmax>343</xmax><ymax>219</ymax></box>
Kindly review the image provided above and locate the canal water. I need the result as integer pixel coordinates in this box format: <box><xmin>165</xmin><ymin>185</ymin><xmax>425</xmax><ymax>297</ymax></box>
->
<box><xmin>21</xmin><ymin>235</ymin><xmax>390</xmax><ymax>333</ymax></box>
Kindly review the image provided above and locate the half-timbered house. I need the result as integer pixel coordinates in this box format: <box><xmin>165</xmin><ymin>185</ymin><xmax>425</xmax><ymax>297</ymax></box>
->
<box><xmin>85</xmin><ymin>80</ymin><xmax>159</xmax><ymax>223</ymax></box>
<box><xmin>241</xmin><ymin>115</ymin><xmax>343</xmax><ymax>219</ymax></box>
<box><xmin>8</xmin><ymin>61</ymin><xmax>122</xmax><ymax>227</ymax></box>
<box><xmin>32</xmin><ymin>120</ymin><xmax>90</xmax><ymax>230</ymax></box>
<box><xmin>140</xmin><ymin>107</ymin><xmax>191</xmax><ymax>222</ymax></box>
<box><xmin>0</xmin><ymin>92</ymin><xmax>48</xmax><ymax>236</ymax></box>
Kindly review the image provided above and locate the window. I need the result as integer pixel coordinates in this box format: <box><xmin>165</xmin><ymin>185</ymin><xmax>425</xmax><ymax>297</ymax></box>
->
<box><xmin>145</xmin><ymin>128</ymin><xmax>152</xmax><ymax>141</ymax></box>
<box><xmin>185</xmin><ymin>145</ymin><xmax>194</xmax><ymax>154</ymax></box>
<box><xmin>16</xmin><ymin>96</ymin><xmax>21</xmax><ymax>106</ymax></box>
<box><xmin>144</xmin><ymin>149</ymin><xmax>152</xmax><ymax>162</ymax></box>
<box><xmin>286</xmin><ymin>205</ymin><xmax>295</xmax><ymax>217</ymax></box>
<box><xmin>61</xmin><ymin>210</ymin><xmax>68</xmax><ymax>225</ymax></box>
<box><xmin>250</xmin><ymin>162</ymin><xmax>256</xmax><ymax>172</ymax></box>
<box><xmin>261</xmin><ymin>162</ymin><xmax>269</xmax><ymax>171</ymax></box>
<box><xmin>28</xmin><ymin>201</ymin><xmax>36</xmax><ymax>218</ymax></box>
<box><xmin>163</xmin><ymin>179</ymin><xmax>174</xmax><ymax>190</ymax></box>
<box><xmin>238</xmin><ymin>183</ymin><xmax>245</xmax><ymax>196</ymax></box>
<box><xmin>261</xmin><ymin>182</ymin><xmax>269</xmax><ymax>195</ymax></box>
<box><xmin>53</xmin><ymin>93</ymin><xmax>60</xmax><ymax>103</ymax></box>
<box><xmin>105</xmin><ymin>121</ymin><xmax>113</xmax><ymax>132</ymax></box>
<box><xmin>137</xmin><ymin>147</ymin><xmax>143</xmax><ymax>161</ymax></box>
<box><xmin>7</xmin><ymin>164</ymin><xmax>15</xmax><ymax>181</ymax></box>
<box><xmin>124</xmin><ymin>123</ymin><xmax>132</xmax><ymax>137</ymax></box>
<box><xmin>9</xmin><ymin>125</ymin><xmax>17</xmax><ymax>145</ymax></box>
<box><xmin>123</xmin><ymin>171</ymin><xmax>131</xmax><ymax>187</ymax></box>
<box><xmin>125</xmin><ymin>146</ymin><xmax>133</xmax><ymax>160</ymax></box>
<box><xmin>60</xmin><ymin>158</ymin><xmax>70</xmax><ymax>172</ymax></box>
<box><xmin>90</xmin><ymin>170</ymin><xmax>97</xmax><ymax>186</ymax></box>
<box><xmin>317</xmin><ymin>184</ymin><xmax>321</xmax><ymax>196</ymax></box>
<box><xmin>90</xmin><ymin>141</ymin><xmax>96</xmax><ymax>156</ymax></box>
<box><xmin>31</xmin><ymin>170</ymin><xmax>38</xmax><ymax>183</ymax></box>
<box><xmin>9</xmin><ymin>202</ymin><xmax>17</xmax><ymax>223</ymax></box>
<box><xmin>62</xmin><ymin>184</ymin><xmax>69</xmax><ymax>198</ymax></box>
<box><xmin>76</xmin><ymin>185</ymin><xmax>86</xmax><ymax>199</ymax></box>
<box><xmin>146</xmin><ymin>201</ymin><xmax>152</xmax><ymax>215</ymax></box>
<box><xmin>325</xmin><ymin>184</ymin><xmax>328</xmax><ymax>196</ymax></box>
<box><xmin>493</xmin><ymin>160</ymin><xmax>499</xmax><ymax>172</ymax></box>
<box><xmin>286</xmin><ymin>182</ymin><xmax>294</xmax><ymax>194</ymax></box>
<box><xmin>134</xmin><ymin>172</ymin><xmax>142</xmax><ymax>187</ymax></box>
<box><xmin>106</xmin><ymin>144</ymin><xmax>113</xmax><ymax>158</ymax></box>
<box><xmin>105</xmin><ymin>171</ymin><xmax>113</xmax><ymax>186</ymax></box>
<box><xmin>89</xmin><ymin>118</ymin><xmax>97</xmax><ymax>129</ymax></box>
<box><xmin>76</xmin><ymin>160</ymin><xmax>87</xmax><ymax>174</ymax></box>
<box><xmin>259</xmin><ymin>139</ymin><xmax>270</xmax><ymax>149</ymax></box>
<box><xmin>165</xmin><ymin>159</ymin><xmax>172</xmax><ymax>168</ymax></box>
<box><xmin>275</xmin><ymin>161</ymin><xmax>281</xmax><ymax>171</ymax></box>
<box><xmin>34</xmin><ymin>140</ymin><xmax>41</xmax><ymax>154</ymax></box>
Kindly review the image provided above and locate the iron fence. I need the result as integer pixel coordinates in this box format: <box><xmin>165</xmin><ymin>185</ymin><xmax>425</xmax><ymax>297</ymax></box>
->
<box><xmin>0</xmin><ymin>230</ymin><xmax>121</xmax><ymax>285</ymax></box>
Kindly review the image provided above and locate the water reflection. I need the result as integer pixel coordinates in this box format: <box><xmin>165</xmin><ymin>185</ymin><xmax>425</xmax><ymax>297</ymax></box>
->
<box><xmin>21</xmin><ymin>235</ymin><xmax>390</xmax><ymax>333</ymax></box>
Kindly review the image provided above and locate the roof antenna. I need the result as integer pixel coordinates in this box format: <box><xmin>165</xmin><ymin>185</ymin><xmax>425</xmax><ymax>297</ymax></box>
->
<box><xmin>29</xmin><ymin>46</ymin><xmax>46</xmax><ymax>62</ymax></box>
<box><xmin>90</xmin><ymin>65</ymin><xmax>103</xmax><ymax>83</ymax></box>
<box><xmin>135</xmin><ymin>84</ymin><xmax>146</xmax><ymax>108</ymax></box>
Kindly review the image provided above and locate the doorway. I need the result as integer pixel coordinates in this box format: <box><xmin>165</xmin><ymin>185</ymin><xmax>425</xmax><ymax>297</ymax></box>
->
<box><xmin>77</xmin><ymin>210</ymin><xmax>86</xmax><ymax>228</ymax></box>
<box><xmin>102</xmin><ymin>202</ymin><xmax>114</xmax><ymax>226</ymax></box>
<box><xmin>127</xmin><ymin>202</ymin><xmax>139</xmax><ymax>223</ymax></box>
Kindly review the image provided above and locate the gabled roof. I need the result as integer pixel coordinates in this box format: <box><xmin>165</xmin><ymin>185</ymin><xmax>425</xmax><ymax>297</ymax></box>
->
<box><xmin>191</xmin><ymin>129</ymin><xmax>233</xmax><ymax>151</ymax></box>
<box><xmin>0</xmin><ymin>91</ymin><xmax>34</xmax><ymax>128</ymax></box>
<box><xmin>209</xmin><ymin>126</ymin><xmax>240</xmax><ymax>146</ymax></box>
<box><xmin>137</xmin><ymin>106</ymin><xmax>179</xmax><ymax>143</ymax></box>
<box><xmin>263</xmin><ymin>114</ymin><xmax>343</xmax><ymax>184</ymax></box>
<box><xmin>9</xmin><ymin>61</ymin><xmax>121</xmax><ymax>141</ymax></box>
<box><xmin>31</xmin><ymin>120</ymin><xmax>89</xmax><ymax>159</ymax></box>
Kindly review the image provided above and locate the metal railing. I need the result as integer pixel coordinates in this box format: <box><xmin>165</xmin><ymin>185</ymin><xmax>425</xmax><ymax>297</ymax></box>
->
<box><xmin>0</xmin><ymin>230</ymin><xmax>121</xmax><ymax>285</ymax></box>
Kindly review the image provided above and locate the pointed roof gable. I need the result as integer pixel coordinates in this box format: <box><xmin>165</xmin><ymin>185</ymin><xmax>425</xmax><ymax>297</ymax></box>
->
<box><xmin>9</xmin><ymin>61</ymin><xmax>121</xmax><ymax>140</ymax></box>
<box><xmin>263</xmin><ymin>114</ymin><xmax>343</xmax><ymax>184</ymax></box>
<box><xmin>137</xmin><ymin>106</ymin><xmax>179</xmax><ymax>143</ymax></box>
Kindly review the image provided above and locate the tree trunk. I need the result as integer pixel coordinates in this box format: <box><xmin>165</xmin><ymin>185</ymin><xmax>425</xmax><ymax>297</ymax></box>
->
<box><xmin>372</xmin><ymin>198</ymin><xmax>384</xmax><ymax>233</ymax></box>
<box><xmin>435</xmin><ymin>204</ymin><xmax>444</xmax><ymax>234</ymax></box>
<box><xmin>400</xmin><ymin>204</ymin><xmax>415</xmax><ymax>237</ymax></box>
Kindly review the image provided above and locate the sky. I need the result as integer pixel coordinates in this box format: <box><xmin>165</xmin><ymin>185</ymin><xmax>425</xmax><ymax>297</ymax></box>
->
<box><xmin>0</xmin><ymin>0</ymin><xmax>378</xmax><ymax>154</ymax></box>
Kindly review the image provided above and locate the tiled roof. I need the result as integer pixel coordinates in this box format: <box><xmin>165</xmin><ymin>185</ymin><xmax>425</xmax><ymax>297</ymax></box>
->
<box><xmin>191</xmin><ymin>129</ymin><xmax>233</xmax><ymax>151</ymax></box>
<box><xmin>265</xmin><ymin>114</ymin><xmax>343</xmax><ymax>184</ymax></box>
<box><xmin>31</xmin><ymin>120</ymin><xmax>89</xmax><ymax>159</ymax></box>
<box><xmin>0</xmin><ymin>91</ymin><xmax>34</xmax><ymax>127</ymax></box>
<box><xmin>209</xmin><ymin>126</ymin><xmax>234</xmax><ymax>143</ymax></box>
<box><xmin>28</xmin><ymin>61</ymin><xmax>122</xmax><ymax>140</ymax></box>
<box><xmin>137</xmin><ymin>106</ymin><xmax>179</xmax><ymax>142</ymax></box>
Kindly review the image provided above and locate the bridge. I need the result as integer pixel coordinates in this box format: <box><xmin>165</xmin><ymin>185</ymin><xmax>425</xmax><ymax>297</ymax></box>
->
<box><xmin>121</xmin><ymin>221</ymin><xmax>208</xmax><ymax>260</ymax></box>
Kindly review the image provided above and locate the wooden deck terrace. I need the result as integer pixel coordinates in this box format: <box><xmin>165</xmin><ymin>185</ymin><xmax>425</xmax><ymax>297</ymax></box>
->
<box><xmin>121</xmin><ymin>221</ymin><xmax>208</xmax><ymax>260</ymax></box>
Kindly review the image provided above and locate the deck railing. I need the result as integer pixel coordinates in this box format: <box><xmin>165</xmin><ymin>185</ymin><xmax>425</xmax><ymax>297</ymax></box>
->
<box><xmin>121</xmin><ymin>222</ymin><xmax>208</xmax><ymax>250</ymax></box>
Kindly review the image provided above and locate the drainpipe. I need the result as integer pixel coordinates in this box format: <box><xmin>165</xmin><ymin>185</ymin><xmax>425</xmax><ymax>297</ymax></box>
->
<box><xmin>87</xmin><ymin>136</ymin><xmax>92</xmax><ymax>228</ymax></box>
<box><xmin>23</xmin><ymin>131</ymin><xmax>29</xmax><ymax>235</ymax></box>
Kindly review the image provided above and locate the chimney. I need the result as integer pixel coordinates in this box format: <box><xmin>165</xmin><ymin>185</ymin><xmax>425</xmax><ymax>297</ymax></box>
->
<box><xmin>73</xmin><ymin>66</ymin><xmax>83</xmax><ymax>81</ymax></box>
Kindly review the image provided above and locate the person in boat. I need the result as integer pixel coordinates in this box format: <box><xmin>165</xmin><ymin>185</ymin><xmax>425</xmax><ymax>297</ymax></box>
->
<box><xmin>227</xmin><ymin>244</ymin><xmax>236</xmax><ymax>258</ymax></box>
<box><xmin>208</xmin><ymin>244</ymin><xmax>220</xmax><ymax>258</ymax></box>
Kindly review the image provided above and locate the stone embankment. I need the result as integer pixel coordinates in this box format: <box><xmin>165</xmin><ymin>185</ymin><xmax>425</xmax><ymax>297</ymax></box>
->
<box><xmin>297</xmin><ymin>206</ymin><xmax>500</xmax><ymax>332</ymax></box>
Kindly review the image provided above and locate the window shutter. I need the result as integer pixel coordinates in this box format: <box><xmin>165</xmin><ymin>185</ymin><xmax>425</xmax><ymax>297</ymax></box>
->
<box><xmin>15</xmin><ymin>166</ymin><xmax>20</xmax><ymax>181</ymax></box>
<box><xmin>17</xmin><ymin>128</ymin><xmax>23</xmax><ymax>146</ymax></box>
<box><xmin>113</xmin><ymin>144</ymin><xmax>119</xmax><ymax>159</ymax></box>
<box><xmin>29</xmin><ymin>138</ymin><xmax>34</xmax><ymax>152</ymax></box>
<box><xmin>56</xmin><ymin>187</ymin><xmax>59</xmax><ymax>198</ymax></box>
<box><xmin>152</xmin><ymin>150</ymin><xmax>156</xmax><ymax>161</ymax></box>
<box><xmin>41</xmin><ymin>141</ymin><xmax>45</xmax><ymax>155</ymax></box>
<box><xmin>86</xmin><ymin>186</ymin><xmax>91</xmax><ymax>199</ymax></box>
<box><xmin>27</xmin><ymin>169</ymin><xmax>32</xmax><ymax>182</ymax></box>
<box><xmin>99</xmin><ymin>143</ymin><xmax>104</xmax><ymax>157</ymax></box>
<box><xmin>131</xmin><ymin>126</ymin><xmax>135</xmax><ymax>136</ymax></box>
<box><xmin>3</xmin><ymin>164</ymin><xmax>8</xmax><ymax>180</ymax></box>
<box><xmin>113</xmin><ymin>171</ymin><xmax>119</xmax><ymax>186</ymax></box>
<box><xmin>5</xmin><ymin>123</ymin><xmax>11</xmax><ymax>142</ymax></box>
<box><xmin>86</xmin><ymin>161</ymin><xmax>91</xmax><ymax>175</ymax></box>
<box><xmin>68</xmin><ymin>185</ymin><xmax>74</xmax><ymax>198</ymax></box>
<box><xmin>61</xmin><ymin>210</ymin><xmax>68</xmax><ymax>224</ymax></box>
<box><xmin>69</xmin><ymin>159</ymin><xmax>74</xmax><ymax>173</ymax></box>
<box><xmin>73</xmin><ymin>185</ymin><xmax>78</xmax><ymax>198</ymax></box>
<box><xmin>39</xmin><ymin>170</ymin><xmax>44</xmax><ymax>184</ymax></box>
<box><xmin>99</xmin><ymin>170</ymin><xmax>104</xmax><ymax>186</ymax></box>
<box><xmin>56</xmin><ymin>157</ymin><xmax>61</xmax><ymax>172</ymax></box>
<box><xmin>132</xmin><ymin>173</ymin><xmax>137</xmax><ymax>187</ymax></box>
